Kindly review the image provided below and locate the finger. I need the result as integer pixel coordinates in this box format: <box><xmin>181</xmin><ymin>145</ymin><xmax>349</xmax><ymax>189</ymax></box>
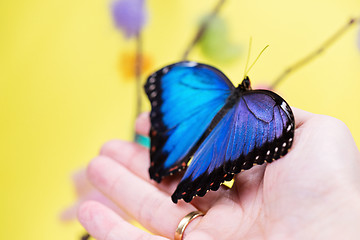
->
<box><xmin>60</xmin><ymin>190</ymin><xmax>131</xmax><ymax>222</ymax></box>
<box><xmin>100</xmin><ymin>140</ymin><xmax>227</xmax><ymax>211</ymax></box>
<box><xmin>87</xmin><ymin>155</ymin><xmax>197</xmax><ymax>238</ymax></box>
<box><xmin>285</xmin><ymin>107</ymin><xmax>319</xmax><ymax>154</ymax></box>
<box><xmin>291</xmin><ymin>107</ymin><xmax>315</xmax><ymax>128</ymax></box>
<box><xmin>100</xmin><ymin>140</ymin><xmax>182</xmax><ymax>193</ymax></box>
<box><xmin>60</xmin><ymin>203</ymin><xmax>79</xmax><ymax>221</ymax></box>
<box><xmin>233</xmin><ymin>164</ymin><xmax>267</xmax><ymax>207</ymax></box>
<box><xmin>60</xmin><ymin>169</ymin><xmax>97</xmax><ymax>222</ymax></box>
<box><xmin>72</xmin><ymin>168</ymin><xmax>93</xmax><ymax>197</ymax></box>
<box><xmin>100</xmin><ymin>140</ymin><xmax>150</xmax><ymax>181</ymax></box>
<box><xmin>78</xmin><ymin>201</ymin><xmax>169</xmax><ymax>240</ymax></box>
<box><xmin>135</xmin><ymin>112</ymin><xmax>150</xmax><ymax>136</ymax></box>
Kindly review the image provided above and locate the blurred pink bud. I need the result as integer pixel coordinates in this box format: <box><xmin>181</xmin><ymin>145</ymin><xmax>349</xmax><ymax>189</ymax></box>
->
<box><xmin>111</xmin><ymin>0</ymin><xmax>148</xmax><ymax>38</ymax></box>
<box><xmin>254</xmin><ymin>83</ymin><xmax>272</xmax><ymax>90</ymax></box>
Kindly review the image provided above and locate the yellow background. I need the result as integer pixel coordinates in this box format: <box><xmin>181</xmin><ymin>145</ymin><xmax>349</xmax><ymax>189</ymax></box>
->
<box><xmin>1</xmin><ymin>0</ymin><xmax>360</xmax><ymax>239</ymax></box>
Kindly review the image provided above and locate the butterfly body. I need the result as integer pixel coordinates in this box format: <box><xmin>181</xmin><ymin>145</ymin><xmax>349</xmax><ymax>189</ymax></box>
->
<box><xmin>144</xmin><ymin>61</ymin><xmax>294</xmax><ymax>203</ymax></box>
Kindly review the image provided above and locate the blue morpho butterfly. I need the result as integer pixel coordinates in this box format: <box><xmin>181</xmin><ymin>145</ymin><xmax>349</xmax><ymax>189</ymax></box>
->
<box><xmin>144</xmin><ymin>61</ymin><xmax>295</xmax><ymax>203</ymax></box>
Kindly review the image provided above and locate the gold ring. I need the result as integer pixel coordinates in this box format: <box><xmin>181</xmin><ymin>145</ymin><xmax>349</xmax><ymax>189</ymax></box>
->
<box><xmin>174</xmin><ymin>211</ymin><xmax>204</xmax><ymax>240</ymax></box>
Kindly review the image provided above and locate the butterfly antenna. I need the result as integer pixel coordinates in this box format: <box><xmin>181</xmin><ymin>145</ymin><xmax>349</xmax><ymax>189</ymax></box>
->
<box><xmin>244</xmin><ymin>45</ymin><xmax>269</xmax><ymax>77</ymax></box>
<box><xmin>271</xmin><ymin>15</ymin><xmax>360</xmax><ymax>89</ymax></box>
<box><xmin>243</xmin><ymin>37</ymin><xmax>253</xmax><ymax>79</ymax></box>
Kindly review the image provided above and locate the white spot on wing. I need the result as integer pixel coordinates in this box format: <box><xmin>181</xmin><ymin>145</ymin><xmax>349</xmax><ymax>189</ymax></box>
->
<box><xmin>162</xmin><ymin>67</ymin><xmax>169</xmax><ymax>74</ymax></box>
<box><xmin>184</xmin><ymin>61</ymin><xmax>198</xmax><ymax>67</ymax></box>
<box><xmin>150</xmin><ymin>91</ymin><xmax>157</xmax><ymax>98</ymax></box>
<box><xmin>287</xmin><ymin>125</ymin><xmax>291</xmax><ymax>132</ymax></box>
<box><xmin>282</xmin><ymin>142</ymin><xmax>287</xmax><ymax>147</ymax></box>
<box><xmin>280</xmin><ymin>101</ymin><xmax>292</xmax><ymax>120</ymax></box>
<box><xmin>149</xmin><ymin>77</ymin><xmax>155</xmax><ymax>83</ymax></box>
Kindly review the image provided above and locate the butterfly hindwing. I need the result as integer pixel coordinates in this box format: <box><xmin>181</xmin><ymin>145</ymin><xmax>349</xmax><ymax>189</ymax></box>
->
<box><xmin>144</xmin><ymin>61</ymin><xmax>234</xmax><ymax>182</ymax></box>
<box><xmin>171</xmin><ymin>90</ymin><xmax>294</xmax><ymax>203</ymax></box>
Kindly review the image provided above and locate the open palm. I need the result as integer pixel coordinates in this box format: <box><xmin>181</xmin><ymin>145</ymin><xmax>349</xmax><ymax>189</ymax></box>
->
<box><xmin>78</xmin><ymin>108</ymin><xmax>360</xmax><ymax>240</ymax></box>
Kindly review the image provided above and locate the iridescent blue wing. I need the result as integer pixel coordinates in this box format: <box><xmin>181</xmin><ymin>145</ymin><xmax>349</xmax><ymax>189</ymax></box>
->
<box><xmin>171</xmin><ymin>90</ymin><xmax>295</xmax><ymax>203</ymax></box>
<box><xmin>144</xmin><ymin>61</ymin><xmax>234</xmax><ymax>182</ymax></box>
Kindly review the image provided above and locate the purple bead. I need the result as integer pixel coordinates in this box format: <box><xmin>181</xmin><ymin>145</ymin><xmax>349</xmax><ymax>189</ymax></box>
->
<box><xmin>111</xmin><ymin>0</ymin><xmax>148</xmax><ymax>38</ymax></box>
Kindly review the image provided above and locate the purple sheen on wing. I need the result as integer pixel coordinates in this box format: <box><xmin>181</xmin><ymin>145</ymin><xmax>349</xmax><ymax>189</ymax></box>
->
<box><xmin>243</xmin><ymin>113</ymin><xmax>257</xmax><ymax>155</ymax></box>
<box><xmin>267</xmin><ymin>114</ymin><xmax>276</xmax><ymax>143</ymax></box>
<box><xmin>273</xmin><ymin>106</ymin><xmax>284</xmax><ymax>139</ymax></box>
<box><xmin>111</xmin><ymin>0</ymin><xmax>148</xmax><ymax>38</ymax></box>
<box><xmin>208</xmin><ymin>111</ymin><xmax>233</xmax><ymax>172</ymax></box>
<box><xmin>243</xmin><ymin>94</ymin><xmax>275</xmax><ymax>123</ymax></box>
<box><xmin>255</xmin><ymin>119</ymin><xmax>266</xmax><ymax>148</ymax></box>
<box><xmin>280</xmin><ymin>108</ymin><xmax>289</xmax><ymax>126</ymax></box>
<box><xmin>185</xmin><ymin>107</ymin><xmax>235</xmax><ymax>181</ymax></box>
<box><xmin>229</xmin><ymin>99</ymin><xmax>247</xmax><ymax>159</ymax></box>
<box><xmin>225</xmin><ymin>113</ymin><xmax>236</xmax><ymax>161</ymax></box>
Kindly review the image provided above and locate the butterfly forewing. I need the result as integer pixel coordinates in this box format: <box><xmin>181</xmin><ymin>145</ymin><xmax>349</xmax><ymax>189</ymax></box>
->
<box><xmin>144</xmin><ymin>61</ymin><xmax>234</xmax><ymax>182</ymax></box>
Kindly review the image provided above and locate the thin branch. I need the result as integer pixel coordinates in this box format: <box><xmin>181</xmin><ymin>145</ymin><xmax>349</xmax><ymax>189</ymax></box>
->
<box><xmin>134</xmin><ymin>33</ymin><xmax>143</xmax><ymax>140</ymax></box>
<box><xmin>135</xmin><ymin>33</ymin><xmax>143</xmax><ymax>118</ymax></box>
<box><xmin>271</xmin><ymin>16</ymin><xmax>360</xmax><ymax>89</ymax></box>
<box><xmin>182</xmin><ymin>0</ymin><xmax>227</xmax><ymax>60</ymax></box>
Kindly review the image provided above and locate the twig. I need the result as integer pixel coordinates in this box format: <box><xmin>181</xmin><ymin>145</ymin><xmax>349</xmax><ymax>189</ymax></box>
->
<box><xmin>134</xmin><ymin>33</ymin><xmax>143</xmax><ymax>140</ymax></box>
<box><xmin>182</xmin><ymin>0</ymin><xmax>227</xmax><ymax>60</ymax></box>
<box><xmin>271</xmin><ymin>16</ymin><xmax>360</xmax><ymax>89</ymax></box>
<box><xmin>135</xmin><ymin>33</ymin><xmax>143</xmax><ymax>118</ymax></box>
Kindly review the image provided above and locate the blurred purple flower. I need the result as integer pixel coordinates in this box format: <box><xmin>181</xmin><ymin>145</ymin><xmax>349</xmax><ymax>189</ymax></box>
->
<box><xmin>111</xmin><ymin>0</ymin><xmax>148</xmax><ymax>38</ymax></box>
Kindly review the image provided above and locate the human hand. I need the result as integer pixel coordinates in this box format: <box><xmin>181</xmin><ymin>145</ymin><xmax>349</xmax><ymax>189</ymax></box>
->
<box><xmin>77</xmin><ymin>109</ymin><xmax>360</xmax><ymax>240</ymax></box>
<box><xmin>60</xmin><ymin>169</ymin><xmax>130</xmax><ymax>223</ymax></box>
